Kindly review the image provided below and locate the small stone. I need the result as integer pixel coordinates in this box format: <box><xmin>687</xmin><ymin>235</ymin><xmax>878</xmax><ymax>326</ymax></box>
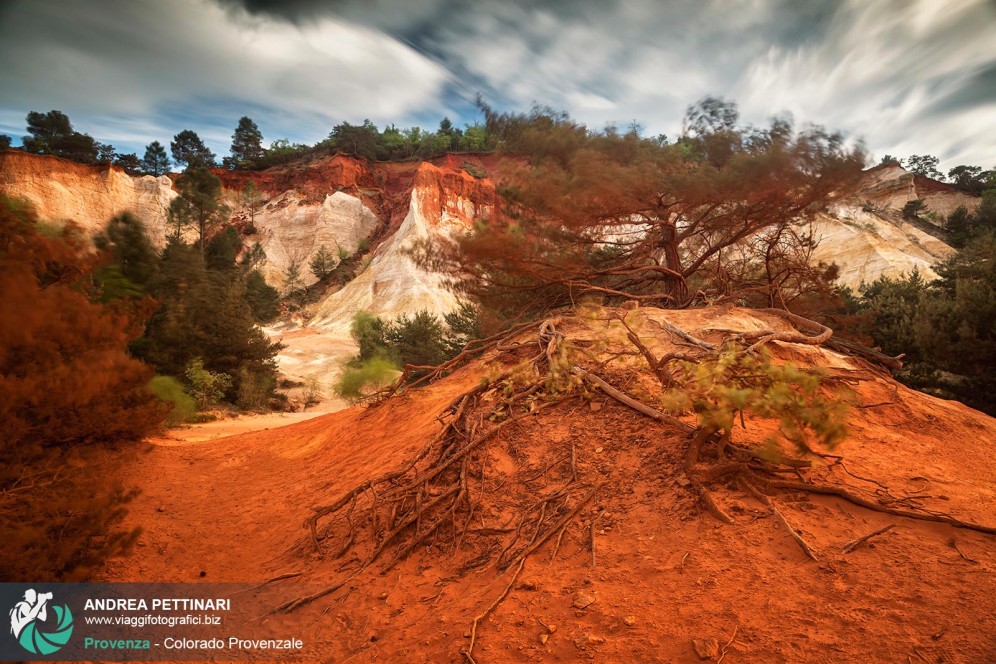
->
<box><xmin>156</xmin><ymin>506</ymin><xmax>166</xmax><ymax>513</ymax></box>
<box><xmin>518</xmin><ymin>580</ymin><xmax>538</xmax><ymax>591</ymax></box>
<box><xmin>676</xmin><ymin>476</ymin><xmax>691</xmax><ymax>487</ymax></box>
<box><xmin>595</xmin><ymin>447</ymin><xmax>604</xmax><ymax>454</ymax></box>
<box><xmin>378</xmin><ymin>591</ymin><xmax>388</xmax><ymax>600</ymax></box>
<box><xmin>573</xmin><ymin>590</ymin><xmax>597</xmax><ymax>609</ymax></box>
<box><xmin>199</xmin><ymin>570</ymin><xmax>206</xmax><ymax>578</ymax></box>
<box><xmin>546</xmin><ymin>624</ymin><xmax>557</xmax><ymax>634</ymax></box>
<box><xmin>590</xmin><ymin>401</ymin><xmax>603</xmax><ymax>412</ymax></box>
<box><xmin>539</xmin><ymin>633</ymin><xmax>549</xmax><ymax>645</ymax></box>
<box><xmin>693</xmin><ymin>638</ymin><xmax>720</xmax><ymax>659</ymax></box>
<box><xmin>623</xmin><ymin>615</ymin><xmax>637</xmax><ymax>626</ymax></box>
<box><xmin>587</xmin><ymin>634</ymin><xmax>606</xmax><ymax>645</ymax></box>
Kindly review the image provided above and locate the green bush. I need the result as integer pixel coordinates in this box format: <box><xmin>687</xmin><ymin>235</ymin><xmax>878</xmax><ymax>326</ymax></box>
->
<box><xmin>185</xmin><ymin>358</ymin><xmax>233</xmax><ymax>409</ymax></box>
<box><xmin>149</xmin><ymin>375</ymin><xmax>197</xmax><ymax>425</ymax></box>
<box><xmin>335</xmin><ymin>355</ymin><xmax>399</xmax><ymax>400</ymax></box>
<box><xmin>236</xmin><ymin>366</ymin><xmax>275</xmax><ymax>410</ymax></box>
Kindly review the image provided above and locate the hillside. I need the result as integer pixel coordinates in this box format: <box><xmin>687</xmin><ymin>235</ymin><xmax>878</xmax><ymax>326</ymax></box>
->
<box><xmin>0</xmin><ymin>150</ymin><xmax>976</xmax><ymax>388</ymax></box>
<box><xmin>100</xmin><ymin>305</ymin><xmax>996</xmax><ymax>662</ymax></box>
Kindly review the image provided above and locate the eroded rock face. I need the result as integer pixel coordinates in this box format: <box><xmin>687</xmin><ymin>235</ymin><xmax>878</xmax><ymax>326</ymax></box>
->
<box><xmin>247</xmin><ymin>190</ymin><xmax>379</xmax><ymax>288</ymax></box>
<box><xmin>311</xmin><ymin>162</ymin><xmax>497</xmax><ymax>333</ymax></box>
<box><xmin>859</xmin><ymin>163</ymin><xmax>979</xmax><ymax>219</ymax></box>
<box><xmin>0</xmin><ymin>150</ymin><xmax>174</xmax><ymax>240</ymax></box>
<box><xmin>811</xmin><ymin>205</ymin><xmax>953</xmax><ymax>287</ymax></box>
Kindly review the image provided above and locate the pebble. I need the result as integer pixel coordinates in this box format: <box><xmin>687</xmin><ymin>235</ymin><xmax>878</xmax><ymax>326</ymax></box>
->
<box><xmin>573</xmin><ymin>590</ymin><xmax>597</xmax><ymax>609</ymax></box>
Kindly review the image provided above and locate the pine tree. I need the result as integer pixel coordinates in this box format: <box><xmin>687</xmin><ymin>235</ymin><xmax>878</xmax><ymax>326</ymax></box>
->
<box><xmin>141</xmin><ymin>141</ymin><xmax>171</xmax><ymax>176</ymax></box>
<box><xmin>170</xmin><ymin>130</ymin><xmax>216</xmax><ymax>169</ymax></box>
<box><xmin>309</xmin><ymin>245</ymin><xmax>337</xmax><ymax>280</ymax></box>
<box><xmin>168</xmin><ymin>167</ymin><xmax>228</xmax><ymax>254</ymax></box>
<box><xmin>228</xmin><ymin>116</ymin><xmax>264</xmax><ymax>169</ymax></box>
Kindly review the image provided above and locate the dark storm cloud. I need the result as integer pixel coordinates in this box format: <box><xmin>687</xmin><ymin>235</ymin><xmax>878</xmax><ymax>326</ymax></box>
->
<box><xmin>0</xmin><ymin>0</ymin><xmax>993</xmax><ymax>167</ymax></box>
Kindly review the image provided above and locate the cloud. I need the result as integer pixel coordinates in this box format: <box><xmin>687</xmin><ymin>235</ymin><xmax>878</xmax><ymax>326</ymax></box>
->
<box><xmin>0</xmin><ymin>0</ymin><xmax>450</xmax><ymax>153</ymax></box>
<box><xmin>732</xmin><ymin>0</ymin><xmax>996</xmax><ymax>168</ymax></box>
<box><xmin>1</xmin><ymin>0</ymin><xmax>993</xmax><ymax>170</ymax></box>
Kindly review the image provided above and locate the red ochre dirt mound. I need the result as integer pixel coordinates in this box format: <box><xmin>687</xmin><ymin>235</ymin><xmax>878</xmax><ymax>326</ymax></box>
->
<box><xmin>103</xmin><ymin>306</ymin><xmax>996</xmax><ymax>663</ymax></box>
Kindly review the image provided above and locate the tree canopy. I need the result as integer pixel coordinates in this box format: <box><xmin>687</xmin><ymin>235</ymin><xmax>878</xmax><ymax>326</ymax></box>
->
<box><xmin>141</xmin><ymin>141</ymin><xmax>171</xmax><ymax>176</ymax></box>
<box><xmin>170</xmin><ymin>129</ymin><xmax>216</xmax><ymax>170</ymax></box>
<box><xmin>226</xmin><ymin>116</ymin><xmax>264</xmax><ymax>169</ymax></box>
<box><xmin>429</xmin><ymin>98</ymin><xmax>864</xmax><ymax>319</ymax></box>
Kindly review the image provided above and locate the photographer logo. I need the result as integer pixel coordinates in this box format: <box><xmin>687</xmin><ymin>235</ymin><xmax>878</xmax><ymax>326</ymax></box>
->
<box><xmin>9</xmin><ymin>589</ymin><xmax>74</xmax><ymax>654</ymax></box>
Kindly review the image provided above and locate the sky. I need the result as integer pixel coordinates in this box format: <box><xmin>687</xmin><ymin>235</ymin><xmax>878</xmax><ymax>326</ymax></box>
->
<box><xmin>0</xmin><ymin>0</ymin><xmax>993</xmax><ymax>171</ymax></box>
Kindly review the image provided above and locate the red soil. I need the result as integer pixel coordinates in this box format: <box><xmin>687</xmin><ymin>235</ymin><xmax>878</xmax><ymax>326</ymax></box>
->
<box><xmin>101</xmin><ymin>307</ymin><xmax>996</xmax><ymax>663</ymax></box>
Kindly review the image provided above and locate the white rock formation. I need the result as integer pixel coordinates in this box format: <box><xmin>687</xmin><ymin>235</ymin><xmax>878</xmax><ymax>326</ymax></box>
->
<box><xmin>311</xmin><ymin>163</ymin><xmax>495</xmax><ymax>334</ymax></box>
<box><xmin>249</xmin><ymin>190</ymin><xmax>379</xmax><ymax>288</ymax></box>
<box><xmin>810</xmin><ymin>206</ymin><xmax>953</xmax><ymax>287</ymax></box>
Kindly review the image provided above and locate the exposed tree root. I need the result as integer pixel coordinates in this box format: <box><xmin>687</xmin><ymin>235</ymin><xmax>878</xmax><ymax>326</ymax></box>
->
<box><xmin>843</xmin><ymin>524</ymin><xmax>895</xmax><ymax>553</ymax></box>
<box><xmin>279</xmin><ymin>311</ymin><xmax>992</xmax><ymax>657</ymax></box>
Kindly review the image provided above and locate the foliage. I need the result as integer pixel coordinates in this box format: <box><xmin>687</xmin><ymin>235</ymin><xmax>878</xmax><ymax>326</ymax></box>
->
<box><xmin>309</xmin><ymin>244</ymin><xmax>337</xmax><ymax>280</ymax></box>
<box><xmin>350</xmin><ymin>310</ymin><xmax>389</xmax><ymax>361</ymax></box>
<box><xmin>345</xmin><ymin>305</ymin><xmax>481</xmax><ymax>393</ymax></box>
<box><xmin>137</xmin><ymin>237</ymin><xmax>282</xmax><ymax>404</ymax></box>
<box><xmin>244</xmin><ymin>269</ymin><xmax>280</xmax><ymax>323</ymax></box>
<box><xmin>148</xmin><ymin>375</ymin><xmax>197</xmax><ymax>425</ymax></box>
<box><xmin>236</xmin><ymin>365</ymin><xmax>275</xmax><ymax>410</ymax></box>
<box><xmin>0</xmin><ymin>196</ymin><xmax>165</xmax><ymax>581</ymax></box>
<box><xmin>905</xmin><ymin>154</ymin><xmax>943</xmax><ymax>180</ymax></box>
<box><xmin>0</xmin><ymin>134</ymin><xmax>10</xmax><ymax>150</ymax></box>
<box><xmin>442</xmin><ymin>301</ymin><xmax>482</xmax><ymax>355</ymax></box>
<box><xmin>430</xmin><ymin>98</ymin><xmax>863</xmax><ymax>320</ymax></box>
<box><xmin>241</xmin><ymin>180</ymin><xmax>264</xmax><ymax>231</ymax></box>
<box><xmin>226</xmin><ymin>116</ymin><xmax>265</xmax><ymax>169</ymax></box>
<box><xmin>328</xmin><ymin>120</ymin><xmax>379</xmax><ymax>161</ymax></box>
<box><xmin>170</xmin><ymin>129</ymin><xmax>216</xmax><ymax>169</ymax></box>
<box><xmin>846</xmin><ymin>235</ymin><xmax>996</xmax><ymax>414</ymax></box>
<box><xmin>185</xmin><ymin>358</ymin><xmax>233</xmax><ymax>409</ymax></box>
<box><xmin>947</xmin><ymin>165</ymin><xmax>993</xmax><ymax>195</ymax></box>
<box><xmin>168</xmin><ymin>167</ymin><xmax>228</xmax><ymax>250</ymax></box>
<box><xmin>283</xmin><ymin>258</ymin><xmax>304</xmax><ymax>296</ymax></box>
<box><xmin>662</xmin><ymin>344</ymin><xmax>849</xmax><ymax>454</ymax></box>
<box><xmin>111</xmin><ymin>152</ymin><xmax>141</xmax><ymax>175</ymax></box>
<box><xmin>385</xmin><ymin>310</ymin><xmax>451</xmax><ymax>368</ymax></box>
<box><xmin>302</xmin><ymin>377</ymin><xmax>324</xmax><ymax>407</ymax></box>
<box><xmin>334</xmin><ymin>355</ymin><xmax>399</xmax><ymax>401</ymax></box>
<box><xmin>902</xmin><ymin>199</ymin><xmax>926</xmax><ymax>220</ymax></box>
<box><xmin>141</xmin><ymin>141</ymin><xmax>170</xmax><ymax>176</ymax></box>
<box><xmin>21</xmin><ymin>110</ymin><xmax>106</xmax><ymax>163</ymax></box>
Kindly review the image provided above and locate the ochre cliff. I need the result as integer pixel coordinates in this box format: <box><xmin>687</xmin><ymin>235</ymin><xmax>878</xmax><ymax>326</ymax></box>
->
<box><xmin>0</xmin><ymin>150</ymin><xmax>175</xmax><ymax>239</ymax></box>
<box><xmin>310</xmin><ymin>162</ymin><xmax>497</xmax><ymax>333</ymax></box>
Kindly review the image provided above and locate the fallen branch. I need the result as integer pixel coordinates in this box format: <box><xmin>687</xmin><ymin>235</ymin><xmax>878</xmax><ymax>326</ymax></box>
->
<box><xmin>843</xmin><ymin>524</ymin><xmax>895</xmax><ymax>553</ymax></box>
<box><xmin>768</xmin><ymin>479</ymin><xmax>996</xmax><ymax>535</ymax></box>
<box><xmin>572</xmin><ymin>366</ymin><xmax>693</xmax><ymax>432</ymax></box>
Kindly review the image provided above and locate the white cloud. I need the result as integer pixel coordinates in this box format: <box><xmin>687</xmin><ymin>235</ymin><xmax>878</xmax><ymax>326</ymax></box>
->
<box><xmin>0</xmin><ymin>0</ymin><xmax>450</xmax><ymax>151</ymax></box>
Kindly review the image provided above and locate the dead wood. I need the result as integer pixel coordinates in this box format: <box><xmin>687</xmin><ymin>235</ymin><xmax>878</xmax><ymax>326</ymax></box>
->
<box><xmin>843</xmin><ymin>524</ymin><xmax>895</xmax><ymax>553</ymax></box>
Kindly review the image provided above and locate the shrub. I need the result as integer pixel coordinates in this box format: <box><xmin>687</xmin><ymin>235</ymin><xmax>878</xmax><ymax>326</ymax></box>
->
<box><xmin>236</xmin><ymin>366</ymin><xmax>275</xmax><ymax>410</ymax></box>
<box><xmin>902</xmin><ymin>199</ymin><xmax>926</xmax><ymax>220</ymax></box>
<box><xmin>302</xmin><ymin>376</ymin><xmax>324</xmax><ymax>407</ymax></box>
<box><xmin>309</xmin><ymin>245</ymin><xmax>337</xmax><ymax>280</ymax></box>
<box><xmin>0</xmin><ymin>196</ymin><xmax>164</xmax><ymax>580</ymax></box>
<box><xmin>149</xmin><ymin>375</ymin><xmax>197</xmax><ymax>425</ymax></box>
<box><xmin>335</xmin><ymin>356</ymin><xmax>399</xmax><ymax>400</ymax></box>
<box><xmin>185</xmin><ymin>358</ymin><xmax>233</xmax><ymax>409</ymax></box>
<box><xmin>663</xmin><ymin>344</ymin><xmax>849</xmax><ymax>455</ymax></box>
